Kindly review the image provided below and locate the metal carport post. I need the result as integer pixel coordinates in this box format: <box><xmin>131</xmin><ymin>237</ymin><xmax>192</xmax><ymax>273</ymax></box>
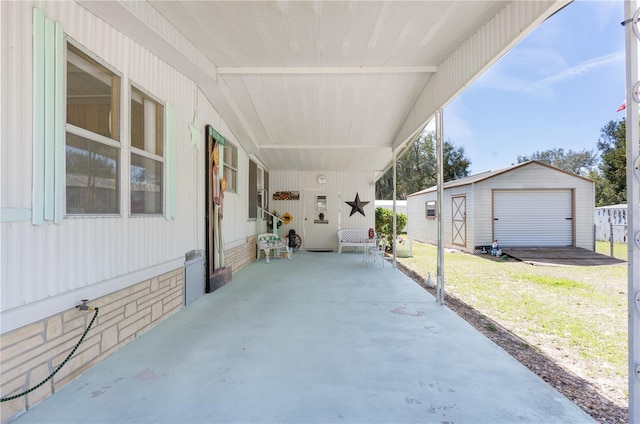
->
<box><xmin>623</xmin><ymin>2</ymin><xmax>640</xmax><ymax>422</ymax></box>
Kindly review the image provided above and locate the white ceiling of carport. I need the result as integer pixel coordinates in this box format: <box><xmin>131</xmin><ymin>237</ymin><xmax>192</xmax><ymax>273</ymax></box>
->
<box><xmin>79</xmin><ymin>1</ymin><xmax>571</xmax><ymax>174</ymax></box>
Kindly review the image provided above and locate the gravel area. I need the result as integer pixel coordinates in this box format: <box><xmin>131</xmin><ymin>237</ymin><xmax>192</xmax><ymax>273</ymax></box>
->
<box><xmin>396</xmin><ymin>262</ymin><xmax>629</xmax><ymax>424</ymax></box>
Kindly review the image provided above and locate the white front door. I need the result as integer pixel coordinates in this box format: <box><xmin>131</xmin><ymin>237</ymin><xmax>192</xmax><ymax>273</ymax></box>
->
<box><xmin>303</xmin><ymin>188</ymin><xmax>340</xmax><ymax>251</ymax></box>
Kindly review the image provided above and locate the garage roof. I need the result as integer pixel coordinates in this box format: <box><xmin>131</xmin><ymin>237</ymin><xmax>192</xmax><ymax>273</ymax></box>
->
<box><xmin>78</xmin><ymin>1</ymin><xmax>571</xmax><ymax>176</ymax></box>
<box><xmin>408</xmin><ymin>160</ymin><xmax>593</xmax><ymax>196</ymax></box>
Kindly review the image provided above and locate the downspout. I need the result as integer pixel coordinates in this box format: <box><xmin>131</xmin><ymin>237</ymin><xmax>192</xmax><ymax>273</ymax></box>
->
<box><xmin>436</xmin><ymin>108</ymin><xmax>445</xmax><ymax>305</ymax></box>
<box><xmin>623</xmin><ymin>3</ymin><xmax>640</xmax><ymax>422</ymax></box>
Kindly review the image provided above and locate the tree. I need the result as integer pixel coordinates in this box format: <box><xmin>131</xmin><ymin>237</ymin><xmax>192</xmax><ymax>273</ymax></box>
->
<box><xmin>517</xmin><ymin>147</ymin><xmax>597</xmax><ymax>176</ymax></box>
<box><xmin>376</xmin><ymin>131</ymin><xmax>471</xmax><ymax>199</ymax></box>
<box><xmin>595</xmin><ymin>119</ymin><xmax>627</xmax><ymax>206</ymax></box>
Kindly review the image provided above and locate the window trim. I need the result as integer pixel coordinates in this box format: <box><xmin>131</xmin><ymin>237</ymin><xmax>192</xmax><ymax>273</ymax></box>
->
<box><xmin>425</xmin><ymin>200</ymin><xmax>437</xmax><ymax>219</ymax></box>
<box><xmin>223</xmin><ymin>141</ymin><xmax>238</xmax><ymax>194</ymax></box>
<box><xmin>248</xmin><ymin>159</ymin><xmax>257</xmax><ymax>221</ymax></box>
<box><xmin>64</xmin><ymin>38</ymin><xmax>123</xmax><ymax>217</ymax></box>
<box><xmin>128</xmin><ymin>82</ymin><xmax>166</xmax><ymax>216</ymax></box>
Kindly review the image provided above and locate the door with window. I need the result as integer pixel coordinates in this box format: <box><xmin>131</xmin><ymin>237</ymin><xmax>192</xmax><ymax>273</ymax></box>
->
<box><xmin>303</xmin><ymin>189</ymin><xmax>339</xmax><ymax>251</ymax></box>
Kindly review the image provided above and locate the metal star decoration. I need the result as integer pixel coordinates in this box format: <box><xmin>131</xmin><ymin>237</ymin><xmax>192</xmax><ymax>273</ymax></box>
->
<box><xmin>188</xmin><ymin>112</ymin><xmax>201</xmax><ymax>151</ymax></box>
<box><xmin>345</xmin><ymin>193</ymin><xmax>369</xmax><ymax>217</ymax></box>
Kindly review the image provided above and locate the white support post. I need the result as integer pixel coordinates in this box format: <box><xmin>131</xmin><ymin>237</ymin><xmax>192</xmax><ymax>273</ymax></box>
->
<box><xmin>392</xmin><ymin>149</ymin><xmax>397</xmax><ymax>267</ymax></box>
<box><xmin>624</xmin><ymin>2</ymin><xmax>640</xmax><ymax>422</ymax></box>
<box><xmin>435</xmin><ymin>108</ymin><xmax>445</xmax><ymax>305</ymax></box>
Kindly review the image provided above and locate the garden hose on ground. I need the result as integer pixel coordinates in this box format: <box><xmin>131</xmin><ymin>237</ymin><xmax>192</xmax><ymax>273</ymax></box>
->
<box><xmin>0</xmin><ymin>307</ymin><xmax>99</xmax><ymax>403</ymax></box>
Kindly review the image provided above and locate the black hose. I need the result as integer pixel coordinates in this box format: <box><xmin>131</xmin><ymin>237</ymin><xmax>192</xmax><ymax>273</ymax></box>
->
<box><xmin>1</xmin><ymin>307</ymin><xmax>99</xmax><ymax>402</ymax></box>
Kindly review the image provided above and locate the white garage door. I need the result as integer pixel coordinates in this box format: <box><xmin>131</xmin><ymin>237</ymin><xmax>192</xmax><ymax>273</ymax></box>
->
<box><xmin>493</xmin><ymin>190</ymin><xmax>573</xmax><ymax>247</ymax></box>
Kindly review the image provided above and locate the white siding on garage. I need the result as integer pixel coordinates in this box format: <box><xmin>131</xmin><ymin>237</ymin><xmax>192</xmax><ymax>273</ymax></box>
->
<box><xmin>493</xmin><ymin>190</ymin><xmax>573</xmax><ymax>247</ymax></box>
<box><xmin>407</xmin><ymin>161</ymin><xmax>594</xmax><ymax>252</ymax></box>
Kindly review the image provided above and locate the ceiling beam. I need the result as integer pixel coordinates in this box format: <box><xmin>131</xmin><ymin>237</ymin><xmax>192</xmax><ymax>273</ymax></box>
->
<box><xmin>217</xmin><ymin>66</ymin><xmax>437</xmax><ymax>75</ymax></box>
<box><xmin>261</xmin><ymin>145</ymin><xmax>390</xmax><ymax>150</ymax></box>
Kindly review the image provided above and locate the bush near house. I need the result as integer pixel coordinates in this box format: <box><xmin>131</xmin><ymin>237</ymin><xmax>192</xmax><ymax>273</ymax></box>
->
<box><xmin>375</xmin><ymin>207</ymin><xmax>408</xmax><ymax>246</ymax></box>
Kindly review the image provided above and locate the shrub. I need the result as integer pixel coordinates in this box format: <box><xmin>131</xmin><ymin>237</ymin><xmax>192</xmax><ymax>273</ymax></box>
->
<box><xmin>375</xmin><ymin>207</ymin><xmax>408</xmax><ymax>246</ymax></box>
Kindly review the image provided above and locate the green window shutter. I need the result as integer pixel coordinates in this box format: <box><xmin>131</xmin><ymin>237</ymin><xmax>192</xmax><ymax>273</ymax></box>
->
<box><xmin>165</xmin><ymin>103</ymin><xmax>177</xmax><ymax>220</ymax></box>
<box><xmin>32</xmin><ymin>9</ymin><xmax>64</xmax><ymax>225</ymax></box>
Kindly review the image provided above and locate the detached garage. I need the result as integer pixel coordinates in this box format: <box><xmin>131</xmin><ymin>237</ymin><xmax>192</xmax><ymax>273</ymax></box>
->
<box><xmin>406</xmin><ymin>161</ymin><xmax>595</xmax><ymax>252</ymax></box>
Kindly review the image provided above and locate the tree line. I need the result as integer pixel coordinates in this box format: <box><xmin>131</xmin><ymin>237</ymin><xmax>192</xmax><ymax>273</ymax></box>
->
<box><xmin>376</xmin><ymin>118</ymin><xmax>628</xmax><ymax>207</ymax></box>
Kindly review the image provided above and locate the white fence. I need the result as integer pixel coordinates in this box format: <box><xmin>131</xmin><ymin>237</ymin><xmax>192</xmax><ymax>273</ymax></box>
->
<box><xmin>595</xmin><ymin>205</ymin><xmax>627</xmax><ymax>243</ymax></box>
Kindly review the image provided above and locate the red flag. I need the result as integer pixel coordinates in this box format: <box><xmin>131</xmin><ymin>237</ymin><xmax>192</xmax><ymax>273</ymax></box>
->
<box><xmin>617</xmin><ymin>101</ymin><xmax>626</xmax><ymax>112</ymax></box>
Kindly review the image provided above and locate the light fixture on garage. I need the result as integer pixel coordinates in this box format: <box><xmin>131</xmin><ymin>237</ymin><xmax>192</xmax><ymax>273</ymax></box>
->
<box><xmin>317</xmin><ymin>175</ymin><xmax>326</xmax><ymax>185</ymax></box>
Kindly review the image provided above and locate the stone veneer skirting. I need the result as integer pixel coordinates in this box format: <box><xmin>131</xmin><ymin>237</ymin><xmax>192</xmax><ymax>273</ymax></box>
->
<box><xmin>0</xmin><ymin>236</ymin><xmax>264</xmax><ymax>423</ymax></box>
<box><xmin>0</xmin><ymin>268</ymin><xmax>184</xmax><ymax>423</ymax></box>
<box><xmin>223</xmin><ymin>235</ymin><xmax>258</xmax><ymax>273</ymax></box>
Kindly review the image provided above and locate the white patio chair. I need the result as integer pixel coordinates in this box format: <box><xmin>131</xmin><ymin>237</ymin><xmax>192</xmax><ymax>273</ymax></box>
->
<box><xmin>366</xmin><ymin>237</ymin><xmax>386</xmax><ymax>268</ymax></box>
<box><xmin>257</xmin><ymin>233</ymin><xmax>291</xmax><ymax>264</ymax></box>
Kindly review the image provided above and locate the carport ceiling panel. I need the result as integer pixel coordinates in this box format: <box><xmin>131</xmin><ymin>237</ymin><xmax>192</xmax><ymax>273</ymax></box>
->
<box><xmin>359</xmin><ymin>73</ymin><xmax>431</xmax><ymax>144</ymax></box>
<box><xmin>238</xmin><ymin>74</ymin><xmax>297</xmax><ymax>145</ymax></box>
<box><xmin>182</xmin><ymin>1</ymin><xmax>293</xmax><ymax>67</ymax></box>
<box><xmin>218</xmin><ymin>75</ymin><xmax>271</xmax><ymax>144</ymax></box>
<box><xmin>237</xmin><ymin>74</ymin><xmax>331</xmax><ymax>147</ymax></box>
<box><xmin>151</xmin><ymin>1</ymin><xmax>506</xmax><ymax>68</ymax></box>
<box><xmin>238</xmin><ymin>72</ymin><xmax>420</xmax><ymax>149</ymax></box>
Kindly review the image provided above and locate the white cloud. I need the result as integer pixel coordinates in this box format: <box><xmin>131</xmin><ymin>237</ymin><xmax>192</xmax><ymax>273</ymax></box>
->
<box><xmin>476</xmin><ymin>50</ymin><xmax>623</xmax><ymax>99</ymax></box>
<box><xmin>538</xmin><ymin>51</ymin><xmax>624</xmax><ymax>85</ymax></box>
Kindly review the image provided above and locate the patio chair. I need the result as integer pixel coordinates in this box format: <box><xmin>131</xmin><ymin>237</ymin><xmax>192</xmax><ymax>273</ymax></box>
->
<box><xmin>366</xmin><ymin>237</ymin><xmax>386</xmax><ymax>268</ymax></box>
<box><xmin>257</xmin><ymin>233</ymin><xmax>291</xmax><ymax>264</ymax></box>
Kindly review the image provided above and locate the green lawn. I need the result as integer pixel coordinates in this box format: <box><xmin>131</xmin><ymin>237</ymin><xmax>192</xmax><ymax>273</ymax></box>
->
<box><xmin>397</xmin><ymin>241</ymin><xmax>628</xmax><ymax>403</ymax></box>
<box><xmin>595</xmin><ymin>240</ymin><xmax>628</xmax><ymax>261</ymax></box>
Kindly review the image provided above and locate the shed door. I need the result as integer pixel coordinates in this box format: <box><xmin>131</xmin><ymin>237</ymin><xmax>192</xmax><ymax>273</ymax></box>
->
<box><xmin>493</xmin><ymin>190</ymin><xmax>573</xmax><ymax>247</ymax></box>
<box><xmin>452</xmin><ymin>196</ymin><xmax>466</xmax><ymax>247</ymax></box>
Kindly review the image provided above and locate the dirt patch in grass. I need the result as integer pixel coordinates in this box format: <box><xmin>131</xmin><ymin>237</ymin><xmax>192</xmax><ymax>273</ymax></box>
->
<box><xmin>395</xmin><ymin>260</ymin><xmax>628</xmax><ymax>424</ymax></box>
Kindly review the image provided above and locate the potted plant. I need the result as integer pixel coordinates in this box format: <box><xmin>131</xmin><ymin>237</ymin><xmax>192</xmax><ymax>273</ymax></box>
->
<box><xmin>395</xmin><ymin>235</ymin><xmax>412</xmax><ymax>258</ymax></box>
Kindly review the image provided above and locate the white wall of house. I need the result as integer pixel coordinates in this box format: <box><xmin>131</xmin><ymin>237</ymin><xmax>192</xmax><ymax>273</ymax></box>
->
<box><xmin>0</xmin><ymin>1</ymin><xmax>252</xmax><ymax>333</ymax></box>
<box><xmin>269</xmin><ymin>171</ymin><xmax>376</xmax><ymax>250</ymax></box>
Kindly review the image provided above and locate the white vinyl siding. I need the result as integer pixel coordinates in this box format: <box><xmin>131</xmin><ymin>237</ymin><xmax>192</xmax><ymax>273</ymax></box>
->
<box><xmin>0</xmin><ymin>2</ymin><xmax>233</xmax><ymax>332</ymax></box>
<box><xmin>493</xmin><ymin>190</ymin><xmax>573</xmax><ymax>247</ymax></box>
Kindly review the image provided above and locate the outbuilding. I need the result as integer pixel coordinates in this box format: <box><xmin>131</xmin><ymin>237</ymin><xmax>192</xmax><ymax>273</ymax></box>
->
<box><xmin>406</xmin><ymin>161</ymin><xmax>595</xmax><ymax>252</ymax></box>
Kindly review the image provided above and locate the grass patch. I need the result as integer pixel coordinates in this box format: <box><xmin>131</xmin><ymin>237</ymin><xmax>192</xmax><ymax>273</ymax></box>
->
<box><xmin>512</xmin><ymin>274</ymin><xmax>589</xmax><ymax>290</ymax></box>
<box><xmin>398</xmin><ymin>241</ymin><xmax>628</xmax><ymax>397</ymax></box>
<box><xmin>595</xmin><ymin>240</ymin><xmax>627</xmax><ymax>261</ymax></box>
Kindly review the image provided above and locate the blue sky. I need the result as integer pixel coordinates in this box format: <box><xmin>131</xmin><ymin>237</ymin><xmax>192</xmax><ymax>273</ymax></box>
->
<box><xmin>441</xmin><ymin>0</ymin><xmax>625</xmax><ymax>174</ymax></box>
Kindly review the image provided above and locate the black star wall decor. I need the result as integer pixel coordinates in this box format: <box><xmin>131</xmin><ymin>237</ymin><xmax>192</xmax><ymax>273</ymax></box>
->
<box><xmin>346</xmin><ymin>193</ymin><xmax>370</xmax><ymax>217</ymax></box>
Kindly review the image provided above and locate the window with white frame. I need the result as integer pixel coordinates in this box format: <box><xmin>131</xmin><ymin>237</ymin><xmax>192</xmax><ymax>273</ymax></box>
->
<box><xmin>425</xmin><ymin>200</ymin><xmax>437</xmax><ymax>219</ymax></box>
<box><xmin>130</xmin><ymin>85</ymin><xmax>164</xmax><ymax>214</ymax></box>
<box><xmin>224</xmin><ymin>142</ymin><xmax>238</xmax><ymax>194</ymax></box>
<box><xmin>66</xmin><ymin>42</ymin><xmax>121</xmax><ymax>215</ymax></box>
<box><xmin>248</xmin><ymin>160</ymin><xmax>257</xmax><ymax>220</ymax></box>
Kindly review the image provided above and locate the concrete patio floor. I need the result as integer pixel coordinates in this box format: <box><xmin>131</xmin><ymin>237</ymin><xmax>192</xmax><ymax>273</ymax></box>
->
<box><xmin>13</xmin><ymin>251</ymin><xmax>593</xmax><ymax>423</ymax></box>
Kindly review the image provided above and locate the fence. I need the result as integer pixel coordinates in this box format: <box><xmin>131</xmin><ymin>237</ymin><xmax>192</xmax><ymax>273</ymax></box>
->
<box><xmin>595</xmin><ymin>223</ymin><xmax>627</xmax><ymax>259</ymax></box>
